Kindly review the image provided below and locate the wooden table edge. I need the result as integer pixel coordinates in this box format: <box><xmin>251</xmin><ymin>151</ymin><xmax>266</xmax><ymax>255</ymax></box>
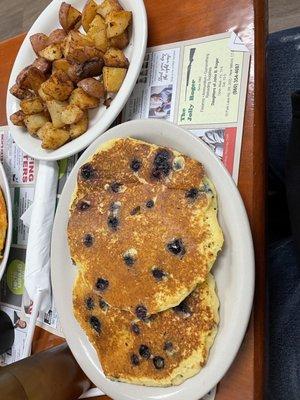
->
<box><xmin>252</xmin><ymin>0</ymin><xmax>267</xmax><ymax>398</ymax></box>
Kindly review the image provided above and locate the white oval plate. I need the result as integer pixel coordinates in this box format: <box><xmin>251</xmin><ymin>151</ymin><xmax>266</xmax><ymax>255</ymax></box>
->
<box><xmin>51</xmin><ymin>119</ymin><xmax>254</xmax><ymax>400</ymax></box>
<box><xmin>6</xmin><ymin>0</ymin><xmax>147</xmax><ymax>161</ymax></box>
<box><xmin>0</xmin><ymin>163</ymin><xmax>13</xmax><ymax>281</ymax></box>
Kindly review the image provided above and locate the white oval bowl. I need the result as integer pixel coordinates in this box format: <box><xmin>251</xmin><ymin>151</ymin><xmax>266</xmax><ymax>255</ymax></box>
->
<box><xmin>6</xmin><ymin>0</ymin><xmax>147</xmax><ymax>161</ymax></box>
<box><xmin>51</xmin><ymin>119</ymin><xmax>254</xmax><ymax>400</ymax></box>
<box><xmin>0</xmin><ymin>163</ymin><xmax>13</xmax><ymax>281</ymax></box>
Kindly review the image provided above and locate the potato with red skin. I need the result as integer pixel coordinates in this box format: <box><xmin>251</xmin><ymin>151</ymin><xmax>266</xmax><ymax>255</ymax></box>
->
<box><xmin>67</xmin><ymin>58</ymin><xmax>103</xmax><ymax>83</ymax></box>
<box><xmin>81</xmin><ymin>58</ymin><xmax>104</xmax><ymax>77</ymax></box>
<box><xmin>16</xmin><ymin>66</ymin><xmax>47</xmax><ymax>93</ymax></box>
<box><xmin>82</xmin><ymin>0</ymin><xmax>98</xmax><ymax>32</ymax></box>
<box><xmin>30</xmin><ymin>33</ymin><xmax>49</xmax><ymax>55</ymax></box>
<box><xmin>41</xmin><ymin>71</ymin><xmax>73</xmax><ymax>101</ymax></box>
<box><xmin>32</xmin><ymin>58</ymin><xmax>52</xmax><ymax>75</ymax></box>
<box><xmin>62</xmin><ymin>30</ymin><xmax>102</xmax><ymax>63</ymax></box>
<box><xmin>9</xmin><ymin>84</ymin><xmax>33</xmax><ymax>100</ymax></box>
<box><xmin>77</xmin><ymin>78</ymin><xmax>105</xmax><ymax>99</ymax></box>
<box><xmin>48</xmin><ymin>29</ymin><xmax>66</xmax><ymax>45</ymax></box>
<box><xmin>67</xmin><ymin>63</ymin><xmax>83</xmax><ymax>83</ymax></box>
<box><xmin>10</xmin><ymin>110</ymin><xmax>25</xmax><ymax>127</ymax></box>
<box><xmin>59</xmin><ymin>2</ymin><xmax>82</xmax><ymax>32</ymax></box>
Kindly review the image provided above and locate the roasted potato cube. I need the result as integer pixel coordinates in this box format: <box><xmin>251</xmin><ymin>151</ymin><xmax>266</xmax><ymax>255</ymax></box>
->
<box><xmin>88</xmin><ymin>27</ymin><xmax>108</xmax><ymax>53</ymax></box>
<box><xmin>103</xmin><ymin>47</ymin><xmax>128</xmax><ymax>68</ymax></box>
<box><xmin>90</xmin><ymin>14</ymin><xmax>106</xmax><ymax>30</ymax></box>
<box><xmin>24</xmin><ymin>113</ymin><xmax>50</xmax><ymax>135</ymax></box>
<box><xmin>9</xmin><ymin>84</ymin><xmax>33</xmax><ymax>100</ymax></box>
<box><xmin>87</xmin><ymin>15</ymin><xmax>108</xmax><ymax>52</ymax></box>
<box><xmin>81</xmin><ymin>58</ymin><xmax>104</xmax><ymax>77</ymax></box>
<box><xmin>89</xmin><ymin>28</ymin><xmax>108</xmax><ymax>53</ymax></box>
<box><xmin>52</xmin><ymin>59</ymin><xmax>71</xmax><ymax>74</ymax></box>
<box><xmin>46</xmin><ymin>100</ymin><xmax>68</xmax><ymax>128</ymax></box>
<box><xmin>36</xmin><ymin>122</ymin><xmax>52</xmax><ymax>139</ymax></box>
<box><xmin>82</xmin><ymin>0</ymin><xmax>98</xmax><ymax>32</ymax></box>
<box><xmin>67</xmin><ymin>58</ymin><xmax>104</xmax><ymax>82</ymax></box>
<box><xmin>59</xmin><ymin>2</ymin><xmax>82</xmax><ymax>32</ymax></box>
<box><xmin>41</xmin><ymin>125</ymin><xmax>70</xmax><ymax>150</ymax></box>
<box><xmin>16</xmin><ymin>66</ymin><xmax>46</xmax><ymax>93</ymax></box>
<box><xmin>97</xmin><ymin>0</ymin><xmax>122</xmax><ymax>18</ymax></box>
<box><xmin>10</xmin><ymin>110</ymin><xmax>26</xmax><ymax>127</ymax></box>
<box><xmin>109</xmin><ymin>30</ymin><xmax>129</xmax><ymax>49</ymax></box>
<box><xmin>41</xmin><ymin>71</ymin><xmax>74</xmax><ymax>101</ymax></box>
<box><xmin>106</xmin><ymin>11</ymin><xmax>132</xmax><ymax>38</ymax></box>
<box><xmin>20</xmin><ymin>97</ymin><xmax>44</xmax><ymax>115</ymax></box>
<box><xmin>77</xmin><ymin>78</ymin><xmax>105</xmax><ymax>99</ymax></box>
<box><xmin>69</xmin><ymin>88</ymin><xmax>99</xmax><ymax>109</ymax></box>
<box><xmin>30</xmin><ymin>33</ymin><xmax>49</xmax><ymax>55</ymax></box>
<box><xmin>70</xmin><ymin>111</ymin><xmax>88</xmax><ymax>139</ymax></box>
<box><xmin>32</xmin><ymin>58</ymin><xmax>52</xmax><ymax>74</ymax></box>
<box><xmin>62</xmin><ymin>30</ymin><xmax>102</xmax><ymax>63</ymax></box>
<box><xmin>67</xmin><ymin>63</ymin><xmax>84</xmax><ymax>83</ymax></box>
<box><xmin>48</xmin><ymin>29</ymin><xmax>66</xmax><ymax>45</ymax></box>
<box><xmin>61</xmin><ymin>104</ymin><xmax>84</xmax><ymax>124</ymax></box>
<box><xmin>38</xmin><ymin>86</ymin><xmax>53</xmax><ymax>101</ymax></box>
<box><xmin>103</xmin><ymin>66</ymin><xmax>126</xmax><ymax>92</ymax></box>
<box><xmin>38</xmin><ymin>44</ymin><xmax>62</xmax><ymax>61</ymax></box>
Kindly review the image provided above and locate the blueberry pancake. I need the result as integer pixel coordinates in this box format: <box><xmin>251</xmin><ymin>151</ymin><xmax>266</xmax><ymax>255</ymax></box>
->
<box><xmin>0</xmin><ymin>188</ymin><xmax>7</xmax><ymax>258</ymax></box>
<box><xmin>73</xmin><ymin>273</ymin><xmax>219</xmax><ymax>387</ymax></box>
<box><xmin>68</xmin><ymin>138</ymin><xmax>223</xmax><ymax>314</ymax></box>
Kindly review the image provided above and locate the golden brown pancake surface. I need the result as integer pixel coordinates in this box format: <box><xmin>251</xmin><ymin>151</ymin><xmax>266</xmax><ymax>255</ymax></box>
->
<box><xmin>68</xmin><ymin>138</ymin><xmax>223</xmax><ymax>315</ymax></box>
<box><xmin>73</xmin><ymin>273</ymin><xmax>219</xmax><ymax>387</ymax></box>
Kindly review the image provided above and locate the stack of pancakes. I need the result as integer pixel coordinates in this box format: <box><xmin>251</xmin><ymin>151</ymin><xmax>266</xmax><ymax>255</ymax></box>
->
<box><xmin>68</xmin><ymin>137</ymin><xmax>223</xmax><ymax>386</ymax></box>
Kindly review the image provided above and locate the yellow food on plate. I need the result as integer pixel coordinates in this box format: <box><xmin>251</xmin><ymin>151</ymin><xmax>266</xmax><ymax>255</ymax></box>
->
<box><xmin>68</xmin><ymin>138</ymin><xmax>223</xmax><ymax>315</ymax></box>
<box><xmin>82</xmin><ymin>0</ymin><xmax>98</xmax><ymax>32</ymax></box>
<box><xmin>24</xmin><ymin>113</ymin><xmax>50</xmax><ymax>135</ymax></box>
<box><xmin>73</xmin><ymin>273</ymin><xmax>219</xmax><ymax>387</ymax></box>
<box><xmin>9</xmin><ymin>0</ymin><xmax>132</xmax><ymax>150</ymax></box>
<box><xmin>103</xmin><ymin>66</ymin><xmax>127</xmax><ymax>92</ymax></box>
<box><xmin>70</xmin><ymin>111</ymin><xmax>89</xmax><ymax>139</ymax></box>
<box><xmin>97</xmin><ymin>0</ymin><xmax>123</xmax><ymax>18</ymax></box>
<box><xmin>20</xmin><ymin>97</ymin><xmax>44</xmax><ymax>115</ymax></box>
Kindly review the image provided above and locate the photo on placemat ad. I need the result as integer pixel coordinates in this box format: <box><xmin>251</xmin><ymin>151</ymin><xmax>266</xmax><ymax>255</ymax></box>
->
<box><xmin>148</xmin><ymin>84</ymin><xmax>173</xmax><ymax>120</ymax></box>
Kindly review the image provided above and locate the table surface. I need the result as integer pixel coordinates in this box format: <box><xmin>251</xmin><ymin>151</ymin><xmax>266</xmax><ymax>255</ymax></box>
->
<box><xmin>0</xmin><ymin>0</ymin><xmax>266</xmax><ymax>399</ymax></box>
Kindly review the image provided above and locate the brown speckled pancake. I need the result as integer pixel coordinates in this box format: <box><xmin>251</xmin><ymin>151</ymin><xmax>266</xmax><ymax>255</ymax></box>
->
<box><xmin>73</xmin><ymin>273</ymin><xmax>219</xmax><ymax>387</ymax></box>
<box><xmin>0</xmin><ymin>188</ymin><xmax>7</xmax><ymax>257</ymax></box>
<box><xmin>68</xmin><ymin>138</ymin><xmax>223</xmax><ymax>315</ymax></box>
